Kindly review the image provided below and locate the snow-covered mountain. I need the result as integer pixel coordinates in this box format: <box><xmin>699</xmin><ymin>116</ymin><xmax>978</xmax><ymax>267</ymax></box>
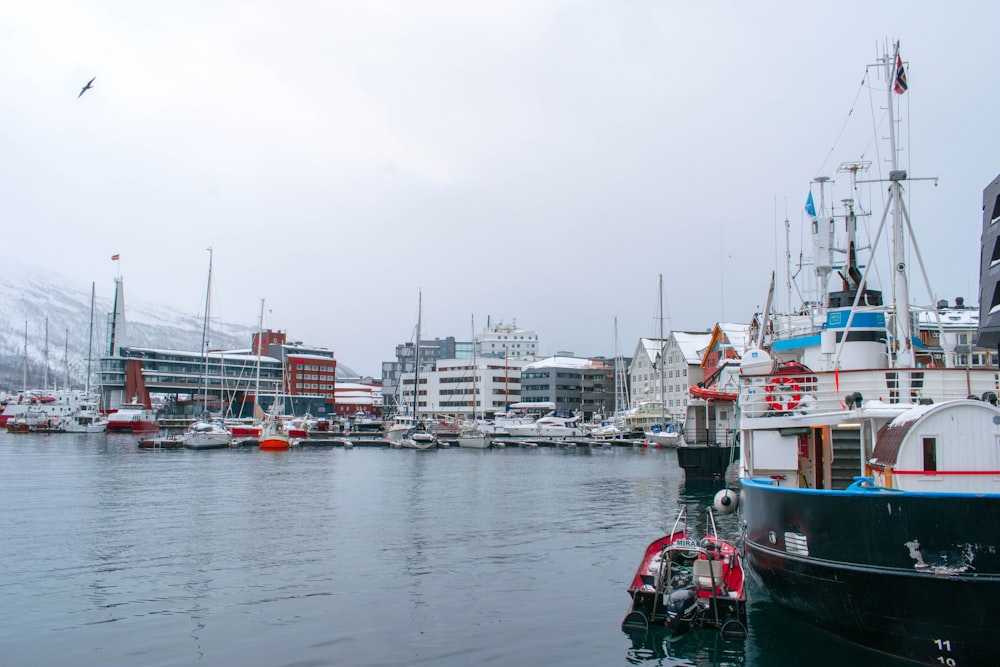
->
<box><xmin>0</xmin><ymin>261</ymin><xmax>258</xmax><ymax>392</ymax></box>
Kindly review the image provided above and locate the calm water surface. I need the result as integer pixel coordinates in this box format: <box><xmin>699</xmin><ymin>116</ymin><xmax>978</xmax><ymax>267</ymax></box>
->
<box><xmin>0</xmin><ymin>433</ymin><xmax>909</xmax><ymax>666</ymax></box>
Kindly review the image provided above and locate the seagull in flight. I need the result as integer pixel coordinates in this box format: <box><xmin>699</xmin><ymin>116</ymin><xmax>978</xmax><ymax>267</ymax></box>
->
<box><xmin>78</xmin><ymin>77</ymin><xmax>95</xmax><ymax>98</ymax></box>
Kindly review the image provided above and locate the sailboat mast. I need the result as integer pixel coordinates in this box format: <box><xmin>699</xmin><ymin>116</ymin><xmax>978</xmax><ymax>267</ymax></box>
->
<box><xmin>255</xmin><ymin>298</ymin><xmax>264</xmax><ymax>416</ymax></box>
<box><xmin>886</xmin><ymin>41</ymin><xmax>913</xmax><ymax>368</ymax></box>
<box><xmin>86</xmin><ymin>282</ymin><xmax>95</xmax><ymax>395</ymax></box>
<box><xmin>471</xmin><ymin>314</ymin><xmax>477</xmax><ymax>421</ymax></box>
<box><xmin>658</xmin><ymin>274</ymin><xmax>666</xmax><ymax>422</ymax></box>
<box><xmin>413</xmin><ymin>290</ymin><xmax>422</xmax><ymax>420</ymax></box>
<box><xmin>199</xmin><ymin>247</ymin><xmax>214</xmax><ymax>415</ymax></box>
<box><xmin>44</xmin><ymin>317</ymin><xmax>49</xmax><ymax>391</ymax></box>
<box><xmin>65</xmin><ymin>329</ymin><xmax>70</xmax><ymax>389</ymax></box>
<box><xmin>22</xmin><ymin>320</ymin><xmax>27</xmax><ymax>393</ymax></box>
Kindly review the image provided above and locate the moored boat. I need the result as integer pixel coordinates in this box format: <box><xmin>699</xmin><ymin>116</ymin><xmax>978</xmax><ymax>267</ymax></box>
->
<box><xmin>0</xmin><ymin>390</ymin><xmax>97</xmax><ymax>428</ymax></box>
<box><xmin>622</xmin><ymin>506</ymin><xmax>747</xmax><ymax>641</ymax></box>
<box><xmin>258</xmin><ymin>418</ymin><xmax>291</xmax><ymax>450</ymax></box>
<box><xmin>502</xmin><ymin>409</ymin><xmax>584</xmax><ymax>438</ymax></box>
<box><xmin>731</xmin><ymin>42</ymin><xmax>1000</xmax><ymax>666</ymax></box>
<box><xmin>107</xmin><ymin>400</ymin><xmax>159</xmax><ymax>433</ymax></box>
<box><xmin>181</xmin><ymin>418</ymin><xmax>232</xmax><ymax>449</ymax></box>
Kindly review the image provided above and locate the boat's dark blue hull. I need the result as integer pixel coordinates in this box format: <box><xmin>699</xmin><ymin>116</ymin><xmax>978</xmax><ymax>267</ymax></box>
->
<box><xmin>741</xmin><ymin>478</ymin><xmax>1000</xmax><ymax>666</ymax></box>
<box><xmin>676</xmin><ymin>445</ymin><xmax>737</xmax><ymax>480</ymax></box>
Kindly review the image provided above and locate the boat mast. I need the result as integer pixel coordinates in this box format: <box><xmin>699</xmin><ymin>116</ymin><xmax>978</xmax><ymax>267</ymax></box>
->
<box><xmin>413</xmin><ymin>290</ymin><xmax>422</xmax><ymax>421</ymax></box>
<box><xmin>86</xmin><ymin>282</ymin><xmax>95</xmax><ymax>395</ymax></box>
<box><xmin>22</xmin><ymin>320</ymin><xmax>27</xmax><ymax>393</ymax></box>
<box><xmin>471</xmin><ymin>314</ymin><xmax>477</xmax><ymax>421</ymax></box>
<box><xmin>886</xmin><ymin>41</ymin><xmax>913</xmax><ymax>369</ymax></box>
<box><xmin>658</xmin><ymin>274</ymin><xmax>666</xmax><ymax>424</ymax></box>
<box><xmin>44</xmin><ymin>317</ymin><xmax>49</xmax><ymax>391</ymax></box>
<box><xmin>255</xmin><ymin>298</ymin><xmax>264</xmax><ymax>418</ymax></box>
<box><xmin>199</xmin><ymin>247</ymin><xmax>213</xmax><ymax>416</ymax></box>
<box><xmin>64</xmin><ymin>328</ymin><xmax>70</xmax><ymax>390</ymax></box>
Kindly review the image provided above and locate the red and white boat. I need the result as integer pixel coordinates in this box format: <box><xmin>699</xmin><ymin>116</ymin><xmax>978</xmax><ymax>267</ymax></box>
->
<box><xmin>225</xmin><ymin>419</ymin><xmax>262</xmax><ymax>438</ymax></box>
<box><xmin>106</xmin><ymin>401</ymin><xmax>159</xmax><ymax>433</ymax></box>
<box><xmin>622</xmin><ymin>505</ymin><xmax>748</xmax><ymax>641</ymax></box>
<box><xmin>0</xmin><ymin>390</ymin><xmax>93</xmax><ymax>427</ymax></box>
<box><xmin>258</xmin><ymin>418</ymin><xmax>291</xmax><ymax>450</ymax></box>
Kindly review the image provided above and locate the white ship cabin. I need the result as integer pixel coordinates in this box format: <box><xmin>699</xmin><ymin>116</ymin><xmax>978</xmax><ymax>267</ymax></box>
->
<box><xmin>738</xmin><ymin>345</ymin><xmax>1000</xmax><ymax>491</ymax></box>
<box><xmin>867</xmin><ymin>400</ymin><xmax>1000</xmax><ymax>493</ymax></box>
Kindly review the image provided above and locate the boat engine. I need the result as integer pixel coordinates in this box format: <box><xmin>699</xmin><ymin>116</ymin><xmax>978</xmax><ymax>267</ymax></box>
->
<box><xmin>663</xmin><ymin>588</ymin><xmax>698</xmax><ymax>633</ymax></box>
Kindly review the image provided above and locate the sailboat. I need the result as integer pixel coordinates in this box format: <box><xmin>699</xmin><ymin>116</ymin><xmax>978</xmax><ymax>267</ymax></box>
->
<box><xmin>226</xmin><ymin>299</ymin><xmax>267</xmax><ymax>440</ymax></box>
<box><xmin>727</xmin><ymin>42</ymin><xmax>1000</xmax><ymax>666</ymax></box>
<box><xmin>182</xmin><ymin>248</ymin><xmax>232</xmax><ymax>450</ymax></box>
<box><xmin>399</xmin><ymin>291</ymin><xmax>438</xmax><ymax>450</ymax></box>
<box><xmin>643</xmin><ymin>274</ymin><xmax>679</xmax><ymax>446</ymax></box>
<box><xmin>457</xmin><ymin>315</ymin><xmax>490</xmax><ymax>449</ymax></box>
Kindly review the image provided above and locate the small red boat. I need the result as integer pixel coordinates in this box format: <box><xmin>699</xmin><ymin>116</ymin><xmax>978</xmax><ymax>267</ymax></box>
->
<box><xmin>622</xmin><ymin>506</ymin><xmax>748</xmax><ymax>641</ymax></box>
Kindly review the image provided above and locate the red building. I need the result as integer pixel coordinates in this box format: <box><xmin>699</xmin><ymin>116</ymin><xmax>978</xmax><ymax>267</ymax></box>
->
<box><xmin>253</xmin><ymin>329</ymin><xmax>338</xmax><ymax>412</ymax></box>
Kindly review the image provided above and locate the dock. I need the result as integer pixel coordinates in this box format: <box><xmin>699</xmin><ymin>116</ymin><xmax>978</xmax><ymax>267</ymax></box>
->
<box><xmin>138</xmin><ymin>437</ymin><xmax>185</xmax><ymax>449</ymax></box>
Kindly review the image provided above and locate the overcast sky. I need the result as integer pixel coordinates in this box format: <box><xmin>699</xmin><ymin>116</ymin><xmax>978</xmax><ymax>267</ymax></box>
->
<box><xmin>3</xmin><ymin>2</ymin><xmax>998</xmax><ymax>376</ymax></box>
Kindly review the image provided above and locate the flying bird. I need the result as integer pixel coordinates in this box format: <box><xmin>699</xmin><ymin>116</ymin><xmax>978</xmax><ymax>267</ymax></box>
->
<box><xmin>78</xmin><ymin>77</ymin><xmax>95</xmax><ymax>98</ymax></box>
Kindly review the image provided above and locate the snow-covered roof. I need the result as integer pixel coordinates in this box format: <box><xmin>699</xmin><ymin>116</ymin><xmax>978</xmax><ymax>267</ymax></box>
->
<box><xmin>916</xmin><ymin>309</ymin><xmax>978</xmax><ymax>329</ymax></box>
<box><xmin>124</xmin><ymin>346</ymin><xmax>281</xmax><ymax>363</ymax></box>
<box><xmin>718</xmin><ymin>323</ymin><xmax>750</xmax><ymax>353</ymax></box>
<box><xmin>287</xmin><ymin>352</ymin><xmax>336</xmax><ymax>361</ymax></box>
<box><xmin>671</xmin><ymin>332</ymin><xmax>712</xmax><ymax>364</ymax></box>
<box><xmin>522</xmin><ymin>356</ymin><xmax>599</xmax><ymax>371</ymax></box>
<box><xmin>638</xmin><ymin>337</ymin><xmax>665</xmax><ymax>362</ymax></box>
<box><xmin>334</xmin><ymin>382</ymin><xmax>379</xmax><ymax>392</ymax></box>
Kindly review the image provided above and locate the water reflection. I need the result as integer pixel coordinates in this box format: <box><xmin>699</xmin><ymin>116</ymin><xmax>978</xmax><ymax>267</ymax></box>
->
<box><xmin>624</xmin><ymin>627</ymin><xmax>746</xmax><ymax>666</ymax></box>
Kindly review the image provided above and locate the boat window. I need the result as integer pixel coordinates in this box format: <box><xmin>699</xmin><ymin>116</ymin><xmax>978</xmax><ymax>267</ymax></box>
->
<box><xmin>922</xmin><ymin>437</ymin><xmax>937</xmax><ymax>472</ymax></box>
<box><xmin>992</xmin><ymin>194</ymin><xmax>1000</xmax><ymax>224</ymax></box>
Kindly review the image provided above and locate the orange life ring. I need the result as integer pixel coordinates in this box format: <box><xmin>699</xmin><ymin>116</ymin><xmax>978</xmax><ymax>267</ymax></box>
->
<box><xmin>765</xmin><ymin>376</ymin><xmax>803</xmax><ymax>411</ymax></box>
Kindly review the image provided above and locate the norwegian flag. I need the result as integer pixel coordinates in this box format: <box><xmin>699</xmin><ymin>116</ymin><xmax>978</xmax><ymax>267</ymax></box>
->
<box><xmin>893</xmin><ymin>50</ymin><xmax>908</xmax><ymax>95</ymax></box>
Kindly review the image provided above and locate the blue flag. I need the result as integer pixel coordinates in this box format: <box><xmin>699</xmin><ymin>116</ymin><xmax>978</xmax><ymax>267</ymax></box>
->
<box><xmin>805</xmin><ymin>191</ymin><xmax>816</xmax><ymax>217</ymax></box>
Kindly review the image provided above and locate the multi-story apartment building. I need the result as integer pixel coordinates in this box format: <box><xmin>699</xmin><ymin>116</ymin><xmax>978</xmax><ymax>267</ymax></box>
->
<box><xmin>475</xmin><ymin>320</ymin><xmax>538</xmax><ymax>360</ymax></box>
<box><xmin>397</xmin><ymin>357</ymin><xmax>526</xmax><ymax>418</ymax></box>
<box><xmin>518</xmin><ymin>355</ymin><xmax>614</xmax><ymax>420</ymax></box>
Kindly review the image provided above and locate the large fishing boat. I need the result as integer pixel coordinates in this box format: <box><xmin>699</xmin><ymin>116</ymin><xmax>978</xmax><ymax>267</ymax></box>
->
<box><xmin>0</xmin><ymin>389</ymin><xmax>95</xmax><ymax>427</ymax></box>
<box><xmin>729</xmin><ymin>43</ymin><xmax>1000</xmax><ymax>666</ymax></box>
<box><xmin>106</xmin><ymin>400</ymin><xmax>159</xmax><ymax>433</ymax></box>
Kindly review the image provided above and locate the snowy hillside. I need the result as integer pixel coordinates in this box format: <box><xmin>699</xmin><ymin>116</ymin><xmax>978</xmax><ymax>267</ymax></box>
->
<box><xmin>0</xmin><ymin>259</ymin><xmax>257</xmax><ymax>392</ymax></box>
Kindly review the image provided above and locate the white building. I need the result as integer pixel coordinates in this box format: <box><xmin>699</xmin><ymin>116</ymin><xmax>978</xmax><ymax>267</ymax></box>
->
<box><xmin>399</xmin><ymin>357</ymin><xmax>529</xmax><ymax>418</ymax></box>
<box><xmin>476</xmin><ymin>320</ymin><xmax>538</xmax><ymax>360</ymax></box>
<box><xmin>628</xmin><ymin>338</ymin><xmax>666</xmax><ymax>406</ymax></box>
<box><xmin>917</xmin><ymin>299</ymin><xmax>993</xmax><ymax>368</ymax></box>
<box><xmin>662</xmin><ymin>331</ymin><xmax>713</xmax><ymax>422</ymax></box>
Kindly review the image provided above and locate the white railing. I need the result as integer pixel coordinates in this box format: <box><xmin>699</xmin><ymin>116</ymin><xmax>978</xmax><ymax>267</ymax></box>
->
<box><xmin>740</xmin><ymin>367</ymin><xmax>999</xmax><ymax>418</ymax></box>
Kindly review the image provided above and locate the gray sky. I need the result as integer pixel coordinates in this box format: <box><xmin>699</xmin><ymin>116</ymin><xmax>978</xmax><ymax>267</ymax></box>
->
<box><xmin>3</xmin><ymin>1</ymin><xmax>998</xmax><ymax>376</ymax></box>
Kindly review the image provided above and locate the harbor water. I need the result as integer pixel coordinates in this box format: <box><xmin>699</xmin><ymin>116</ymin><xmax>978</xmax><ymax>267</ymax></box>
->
<box><xmin>0</xmin><ymin>433</ymin><xmax>911</xmax><ymax>666</ymax></box>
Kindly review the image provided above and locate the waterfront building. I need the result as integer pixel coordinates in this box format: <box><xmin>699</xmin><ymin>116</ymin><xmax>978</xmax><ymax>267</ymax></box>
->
<box><xmin>628</xmin><ymin>338</ymin><xmax>666</xmax><ymax>408</ymax></box>
<box><xmin>333</xmin><ymin>381</ymin><xmax>383</xmax><ymax>418</ymax></box>
<box><xmin>398</xmin><ymin>357</ymin><xmax>526</xmax><ymax>419</ymax></box>
<box><xmin>381</xmin><ymin>336</ymin><xmax>464</xmax><ymax>413</ymax></box>
<box><xmin>662</xmin><ymin>331</ymin><xmax>713</xmax><ymax>423</ymax></box>
<box><xmin>100</xmin><ymin>329</ymin><xmax>338</xmax><ymax>419</ymax></box>
<box><xmin>382</xmin><ymin>321</ymin><xmax>537</xmax><ymax>414</ymax></box>
<box><xmin>475</xmin><ymin>320</ymin><xmax>538</xmax><ymax>360</ymax></box>
<box><xmin>99</xmin><ymin>346</ymin><xmax>284</xmax><ymax>417</ymax></box>
<box><xmin>918</xmin><ymin>298</ymin><xmax>992</xmax><ymax>368</ymax></box>
<box><xmin>519</xmin><ymin>355</ymin><xmax>614</xmax><ymax>420</ymax></box>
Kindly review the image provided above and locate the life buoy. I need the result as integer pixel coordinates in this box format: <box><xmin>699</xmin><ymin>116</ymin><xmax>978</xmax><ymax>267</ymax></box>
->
<box><xmin>765</xmin><ymin>376</ymin><xmax>802</xmax><ymax>411</ymax></box>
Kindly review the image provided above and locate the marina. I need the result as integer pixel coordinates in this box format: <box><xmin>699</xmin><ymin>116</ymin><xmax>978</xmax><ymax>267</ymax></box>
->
<box><xmin>0</xmin><ymin>7</ymin><xmax>997</xmax><ymax>665</ymax></box>
<box><xmin>0</xmin><ymin>431</ymin><xmax>913</xmax><ymax>667</ymax></box>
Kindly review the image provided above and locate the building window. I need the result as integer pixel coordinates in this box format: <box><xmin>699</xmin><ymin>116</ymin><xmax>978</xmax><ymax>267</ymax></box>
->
<box><xmin>922</xmin><ymin>436</ymin><xmax>937</xmax><ymax>472</ymax></box>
